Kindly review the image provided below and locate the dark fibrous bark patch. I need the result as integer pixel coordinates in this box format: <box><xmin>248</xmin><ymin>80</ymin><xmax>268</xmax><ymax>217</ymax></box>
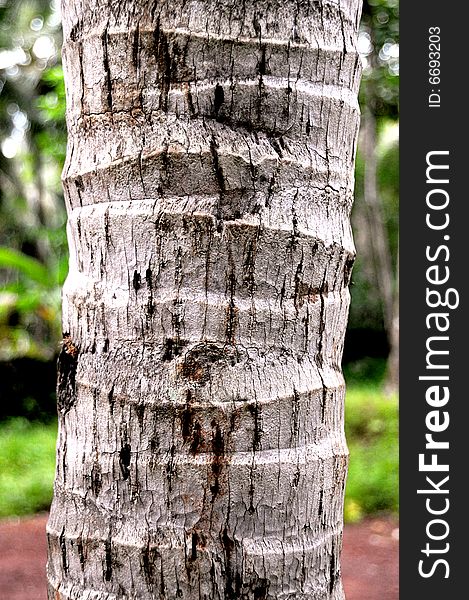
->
<box><xmin>343</xmin><ymin>253</ymin><xmax>355</xmax><ymax>287</ymax></box>
<box><xmin>57</xmin><ymin>333</ymin><xmax>79</xmax><ymax>415</ymax></box>
<box><xmin>153</xmin><ymin>20</ymin><xmax>171</xmax><ymax>111</ymax></box>
<box><xmin>268</xmin><ymin>135</ymin><xmax>283</xmax><ymax>158</ymax></box>
<box><xmin>209</xmin><ymin>136</ymin><xmax>226</xmax><ymax>232</ymax></box>
<box><xmin>186</xmin><ymin>86</ymin><xmax>196</xmax><ymax>116</ymax></box>
<box><xmin>316</xmin><ymin>294</ymin><xmax>326</xmax><ymax>369</ymax></box>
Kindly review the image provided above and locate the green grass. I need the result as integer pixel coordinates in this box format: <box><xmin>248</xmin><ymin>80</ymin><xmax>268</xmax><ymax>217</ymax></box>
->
<box><xmin>0</xmin><ymin>418</ymin><xmax>57</xmax><ymax>518</ymax></box>
<box><xmin>344</xmin><ymin>385</ymin><xmax>399</xmax><ymax>522</ymax></box>
<box><xmin>0</xmin><ymin>384</ymin><xmax>398</xmax><ymax>523</ymax></box>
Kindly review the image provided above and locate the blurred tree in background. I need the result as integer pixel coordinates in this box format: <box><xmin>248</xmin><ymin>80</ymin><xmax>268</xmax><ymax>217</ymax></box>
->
<box><xmin>0</xmin><ymin>0</ymin><xmax>66</xmax><ymax>361</ymax></box>
<box><xmin>347</xmin><ymin>0</ymin><xmax>399</xmax><ymax>391</ymax></box>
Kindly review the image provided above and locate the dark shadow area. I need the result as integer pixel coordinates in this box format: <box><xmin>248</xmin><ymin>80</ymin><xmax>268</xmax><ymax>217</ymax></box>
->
<box><xmin>0</xmin><ymin>358</ymin><xmax>57</xmax><ymax>422</ymax></box>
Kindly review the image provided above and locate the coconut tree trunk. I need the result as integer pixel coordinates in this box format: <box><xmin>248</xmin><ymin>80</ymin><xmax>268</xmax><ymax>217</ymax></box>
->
<box><xmin>47</xmin><ymin>1</ymin><xmax>362</xmax><ymax>598</ymax></box>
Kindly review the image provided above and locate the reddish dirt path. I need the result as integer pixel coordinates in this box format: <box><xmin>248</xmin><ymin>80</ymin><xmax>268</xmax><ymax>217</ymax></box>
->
<box><xmin>0</xmin><ymin>513</ymin><xmax>398</xmax><ymax>599</ymax></box>
<box><xmin>342</xmin><ymin>515</ymin><xmax>399</xmax><ymax>599</ymax></box>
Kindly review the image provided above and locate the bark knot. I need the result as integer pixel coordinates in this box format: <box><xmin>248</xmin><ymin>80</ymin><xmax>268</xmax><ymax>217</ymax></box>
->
<box><xmin>177</xmin><ymin>343</ymin><xmax>237</xmax><ymax>384</ymax></box>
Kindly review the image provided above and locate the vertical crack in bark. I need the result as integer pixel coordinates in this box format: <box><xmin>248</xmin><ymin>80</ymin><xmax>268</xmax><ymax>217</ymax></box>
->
<box><xmin>210</xmin><ymin>135</ymin><xmax>226</xmax><ymax>232</ymax></box>
<box><xmin>101</xmin><ymin>25</ymin><xmax>113</xmax><ymax>111</ymax></box>
<box><xmin>108</xmin><ymin>384</ymin><xmax>115</xmax><ymax>415</ymax></box>
<box><xmin>153</xmin><ymin>18</ymin><xmax>172</xmax><ymax>112</ymax></box>
<box><xmin>165</xmin><ymin>443</ymin><xmax>176</xmax><ymax>497</ymax></box>
<box><xmin>180</xmin><ymin>389</ymin><xmax>204</xmax><ymax>454</ymax></box>
<box><xmin>119</xmin><ymin>443</ymin><xmax>131</xmax><ymax>480</ymax></box>
<box><xmin>90</xmin><ymin>462</ymin><xmax>102</xmax><ymax>496</ymax></box>
<box><xmin>59</xmin><ymin>527</ymin><xmax>68</xmax><ymax>576</ymax></box>
<box><xmin>133</xmin><ymin>270</ymin><xmax>142</xmax><ymax>292</ymax></box>
<box><xmin>141</xmin><ymin>542</ymin><xmax>159</xmax><ymax>593</ymax></box>
<box><xmin>221</xmin><ymin>526</ymin><xmax>238</xmax><ymax>599</ymax></box>
<box><xmin>77</xmin><ymin>536</ymin><xmax>85</xmax><ymax>570</ymax></box>
<box><xmin>210</xmin><ymin>420</ymin><xmax>224</xmax><ymax>502</ymax></box>
<box><xmin>329</xmin><ymin>538</ymin><xmax>337</xmax><ymax>594</ymax></box>
<box><xmin>316</xmin><ymin>271</ymin><xmax>328</xmax><ymax>368</ymax></box>
<box><xmin>214</xmin><ymin>83</ymin><xmax>225</xmax><ymax>117</ymax></box>
<box><xmin>242</xmin><ymin>234</ymin><xmax>257</xmax><ymax>294</ymax></box>
<box><xmin>132</xmin><ymin>23</ymin><xmax>140</xmax><ymax>70</ymax></box>
<box><xmin>291</xmin><ymin>386</ymin><xmax>300</xmax><ymax>446</ymax></box>
<box><xmin>145</xmin><ymin>266</ymin><xmax>154</xmax><ymax>317</ymax></box>
<box><xmin>337</xmin><ymin>0</ymin><xmax>348</xmax><ymax>56</ymax></box>
<box><xmin>104</xmin><ymin>536</ymin><xmax>113</xmax><ymax>582</ymax></box>
<box><xmin>318</xmin><ymin>488</ymin><xmax>324</xmax><ymax>523</ymax></box>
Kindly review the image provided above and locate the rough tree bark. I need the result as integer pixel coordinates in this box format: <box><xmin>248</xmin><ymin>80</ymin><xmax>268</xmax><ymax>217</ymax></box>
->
<box><xmin>47</xmin><ymin>1</ymin><xmax>362</xmax><ymax>598</ymax></box>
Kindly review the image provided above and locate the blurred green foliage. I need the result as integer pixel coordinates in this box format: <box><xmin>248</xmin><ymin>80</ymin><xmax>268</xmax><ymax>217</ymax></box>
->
<box><xmin>348</xmin><ymin>0</ymin><xmax>399</xmax><ymax>334</ymax></box>
<box><xmin>0</xmin><ymin>0</ymin><xmax>67</xmax><ymax>360</ymax></box>
<box><xmin>360</xmin><ymin>0</ymin><xmax>399</xmax><ymax>116</ymax></box>
<box><xmin>344</xmin><ymin>385</ymin><xmax>399</xmax><ymax>522</ymax></box>
<box><xmin>0</xmin><ymin>417</ymin><xmax>57</xmax><ymax>517</ymax></box>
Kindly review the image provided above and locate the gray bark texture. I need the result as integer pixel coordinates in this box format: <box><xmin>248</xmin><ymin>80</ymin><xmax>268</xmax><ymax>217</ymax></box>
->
<box><xmin>48</xmin><ymin>1</ymin><xmax>362</xmax><ymax>598</ymax></box>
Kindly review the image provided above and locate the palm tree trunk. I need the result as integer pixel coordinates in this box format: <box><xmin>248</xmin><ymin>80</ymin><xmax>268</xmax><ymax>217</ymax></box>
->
<box><xmin>47</xmin><ymin>1</ymin><xmax>362</xmax><ymax>598</ymax></box>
